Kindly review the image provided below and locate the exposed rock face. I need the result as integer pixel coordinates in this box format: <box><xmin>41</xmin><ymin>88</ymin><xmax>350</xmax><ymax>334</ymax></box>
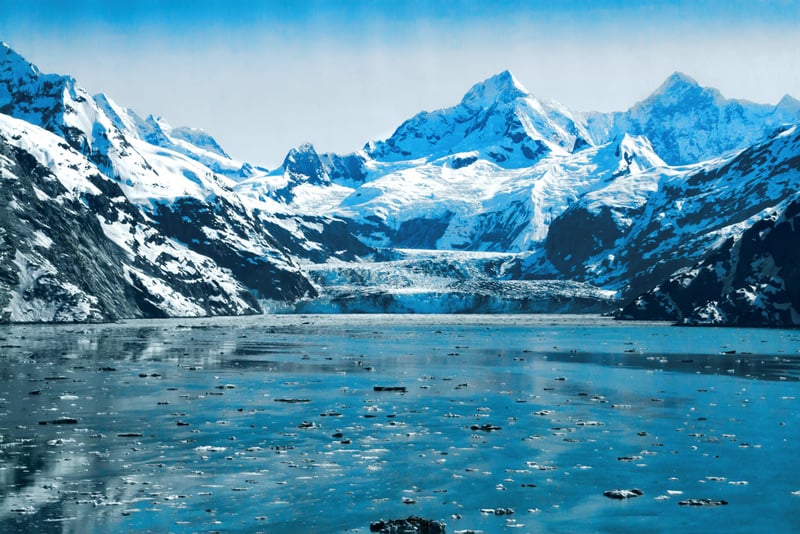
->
<box><xmin>148</xmin><ymin>196</ymin><xmax>316</xmax><ymax>302</ymax></box>
<box><xmin>0</xmin><ymin>121</ymin><xmax>263</xmax><ymax>322</ymax></box>
<box><xmin>545</xmin><ymin>205</ymin><xmax>626</xmax><ymax>276</ymax></box>
<box><xmin>0</xmin><ymin>136</ymin><xmax>135</xmax><ymax>322</ymax></box>
<box><xmin>283</xmin><ymin>143</ymin><xmax>329</xmax><ymax>186</ymax></box>
<box><xmin>619</xmin><ymin>199</ymin><xmax>800</xmax><ymax>327</ymax></box>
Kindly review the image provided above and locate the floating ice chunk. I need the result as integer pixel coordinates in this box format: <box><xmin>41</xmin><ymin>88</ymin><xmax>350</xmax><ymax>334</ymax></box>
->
<box><xmin>604</xmin><ymin>488</ymin><xmax>644</xmax><ymax>499</ymax></box>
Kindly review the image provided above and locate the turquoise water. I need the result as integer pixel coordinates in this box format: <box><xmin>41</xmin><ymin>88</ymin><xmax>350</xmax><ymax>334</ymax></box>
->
<box><xmin>0</xmin><ymin>315</ymin><xmax>798</xmax><ymax>533</ymax></box>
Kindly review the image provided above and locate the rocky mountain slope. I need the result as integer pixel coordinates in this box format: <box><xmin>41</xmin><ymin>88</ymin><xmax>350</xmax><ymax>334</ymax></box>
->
<box><xmin>0</xmin><ymin>43</ymin><xmax>366</xmax><ymax>321</ymax></box>
<box><xmin>2</xmin><ymin>41</ymin><xmax>799</xmax><ymax>324</ymax></box>
<box><xmin>619</xmin><ymin>185</ymin><xmax>800</xmax><ymax>327</ymax></box>
<box><xmin>546</xmin><ymin>123</ymin><xmax>800</xmax><ymax>300</ymax></box>
<box><xmin>0</xmin><ymin>113</ymin><xmax>260</xmax><ymax>321</ymax></box>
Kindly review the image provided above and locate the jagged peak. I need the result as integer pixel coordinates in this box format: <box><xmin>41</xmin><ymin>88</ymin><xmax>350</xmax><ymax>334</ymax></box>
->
<box><xmin>666</xmin><ymin>71</ymin><xmax>698</xmax><ymax>86</ymax></box>
<box><xmin>634</xmin><ymin>71</ymin><xmax>727</xmax><ymax>110</ymax></box>
<box><xmin>0</xmin><ymin>42</ymin><xmax>41</xmax><ymax>79</ymax></box>
<box><xmin>460</xmin><ymin>70</ymin><xmax>530</xmax><ymax>108</ymax></box>
<box><xmin>777</xmin><ymin>93</ymin><xmax>800</xmax><ymax>114</ymax></box>
<box><xmin>285</xmin><ymin>142</ymin><xmax>318</xmax><ymax>158</ymax></box>
<box><xmin>296</xmin><ymin>142</ymin><xmax>317</xmax><ymax>152</ymax></box>
<box><xmin>283</xmin><ymin>142</ymin><xmax>320</xmax><ymax>167</ymax></box>
<box><xmin>145</xmin><ymin>114</ymin><xmax>172</xmax><ymax>131</ymax></box>
<box><xmin>281</xmin><ymin>142</ymin><xmax>328</xmax><ymax>183</ymax></box>
<box><xmin>653</xmin><ymin>71</ymin><xmax>702</xmax><ymax>95</ymax></box>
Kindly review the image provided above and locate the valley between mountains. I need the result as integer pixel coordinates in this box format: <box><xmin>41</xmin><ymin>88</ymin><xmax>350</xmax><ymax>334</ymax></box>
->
<box><xmin>1</xmin><ymin>42</ymin><xmax>799</xmax><ymax>326</ymax></box>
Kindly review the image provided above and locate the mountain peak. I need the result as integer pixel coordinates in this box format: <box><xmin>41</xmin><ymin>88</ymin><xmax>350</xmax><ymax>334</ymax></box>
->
<box><xmin>296</xmin><ymin>142</ymin><xmax>317</xmax><ymax>153</ymax></box>
<box><xmin>283</xmin><ymin>142</ymin><xmax>320</xmax><ymax>165</ymax></box>
<box><xmin>170</xmin><ymin>126</ymin><xmax>231</xmax><ymax>159</ymax></box>
<box><xmin>1</xmin><ymin>42</ymin><xmax>41</xmax><ymax>81</ymax></box>
<box><xmin>460</xmin><ymin>70</ymin><xmax>529</xmax><ymax>108</ymax></box>
<box><xmin>655</xmin><ymin>71</ymin><xmax>701</xmax><ymax>94</ymax></box>
<box><xmin>146</xmin><ymin>114</ymin><xmax>172</xmax><ymax>130</ymax></box>
<box><xmin>777</xmin><ymin>93</ymin><xmax>800</xmax><ymax>115</ymax></box>
<box><xmin>637</xmin><ymin>71</ymin><xmax>724</xmax><ymax>111</ymax></box>
<box><xmin>282</xmin><ymin>143</ymin><xmax>327</xmax><ymax>184</ymax></box>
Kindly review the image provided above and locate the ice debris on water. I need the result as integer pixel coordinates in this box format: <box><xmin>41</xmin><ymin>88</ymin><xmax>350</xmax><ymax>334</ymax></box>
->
<box><xmin>470</xmin><ymin>424</ymin><xmax>501</xmax><ymax>432</ymax></box>
<box><xmin>370</xmin><ymin>516</ymin><xmax>445</xmax><ymax>533</ymax></box>
<box><xmin>195</xmin><ymin>445</ymin><xmax>226</xmax><ymax>453</ymax></box>
<box><xmin>480</xmin><ymin>508</ymin><xmax>514</xmax><ymax>515</ymax></box>
<box><xmin>39</xmin><ymin>417</ymin><xmax>79</xmax><ymax>425</ymax></box>
<box><xmin>374</xmin><ymin>386</ymin><xmax>408</xmax><ymax>393</ymax></box>
<box><xmin>604</xmin><ymin>489</ymin><xmax>644</xmax><ymax>499</ymax></box>
<box><xmin>526</xmin><ymin>462</ymin><xmax>557</xmax><ymax>471</ymax></box>
<box><xmin>678</xmin><ymin>498</ymin><xmax>728</xmax><ymax>506</ymax></box>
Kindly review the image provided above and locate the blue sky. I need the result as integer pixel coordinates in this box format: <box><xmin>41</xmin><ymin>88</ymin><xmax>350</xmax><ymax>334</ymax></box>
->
<box><xmin>2</xmin><ymin>1</ymin><xmax>799</xmax><ymax>165</ymax></box>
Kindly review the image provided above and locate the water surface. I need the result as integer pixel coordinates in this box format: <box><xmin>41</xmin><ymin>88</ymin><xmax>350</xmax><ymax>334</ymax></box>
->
<box><xmin>0</xmin><ymin>315</ymin><xmax>798</xmax><ymax>533</ymax></box>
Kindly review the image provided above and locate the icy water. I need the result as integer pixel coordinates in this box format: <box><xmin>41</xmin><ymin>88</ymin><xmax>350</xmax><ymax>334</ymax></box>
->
<box><xmin>0</xmin><ymin>315</ymin><xmax>798</xmax><ymax>533</ymax></box>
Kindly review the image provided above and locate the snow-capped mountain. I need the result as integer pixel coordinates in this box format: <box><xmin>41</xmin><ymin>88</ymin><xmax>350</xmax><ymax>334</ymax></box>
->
<box><xmin>248</xmin><ymin>75</ymin><xmax>670</xmax><ymax>254</ymax></box>
<box><xmin>619</xmin><ymin>191</ymin><xmax>800</xmax><ymax>327</ymax></box>
<box><xmin>257</xmin><ymin>68</ymin><xmax>798</xmax><ymax>261</ymax></box>
<box><xmin>239</xmin><ymin>66</ymin><xmax>799</xmax><ymax>324</ymax></box>
<box><xmin>0</xmin><ymin>42</ymin><xmax>369</xmax><ymax>321</ymax></box>
<box><xmin>585</xmin><ymin>71</ymin><xmax>800</xmax><ymax>165</ymax></box>
<box><xmin>368</xmin><ymin>70</ymin><xmax>592</xmax><ymax>167</ymax></box>
<box><xmin>547</xmin><ymin>123</ymin><xmax>800</xmax><ymax>299</ymax></box>
<box><xmin>0</xmin><ymin>112</ymin><xmax>260</xmax><ymax>321</ymax></box>
<box><xmin>2</xmin><ymin>41</ymin><xmax>799</xmax><ymax>324</ymax></box>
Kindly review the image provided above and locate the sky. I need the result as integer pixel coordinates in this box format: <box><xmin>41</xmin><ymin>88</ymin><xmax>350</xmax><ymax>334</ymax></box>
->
<box><xmin>1</xmin><ymin>0</ymin><xmax>800</xmax><ymax>167</ymax></box>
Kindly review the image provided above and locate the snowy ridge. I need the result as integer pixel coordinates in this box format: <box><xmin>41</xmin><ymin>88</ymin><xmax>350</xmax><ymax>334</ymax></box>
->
<box><xmin>94</xmin><ymin>93</ymin><xmax>258</xmax><ymax>179</ymax></box>
<box><xmin>0</xmin><ymin>112</ymin><xmax>262</xmax><ymax>321</ymax></box>
<box><xmin>592</xmin><ymin>71</ymin><xmax>800</xmax><ymax>165</ymax></box>
<box><xmin>0</xmin><ymin>43</ymin><xmax>372</xmax><ymax>321</ymax></box>
<box><xmin>366</xmin><ymin>70</ymin><xmax>591</xmax><ymax>168</ymax></box>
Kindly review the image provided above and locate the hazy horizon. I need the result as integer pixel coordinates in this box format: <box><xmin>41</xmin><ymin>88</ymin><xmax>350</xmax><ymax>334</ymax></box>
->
<box><xmin>2</xmin><ymin>0</ymin><xmax>799</xmax><ymax>167</ymax></box>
